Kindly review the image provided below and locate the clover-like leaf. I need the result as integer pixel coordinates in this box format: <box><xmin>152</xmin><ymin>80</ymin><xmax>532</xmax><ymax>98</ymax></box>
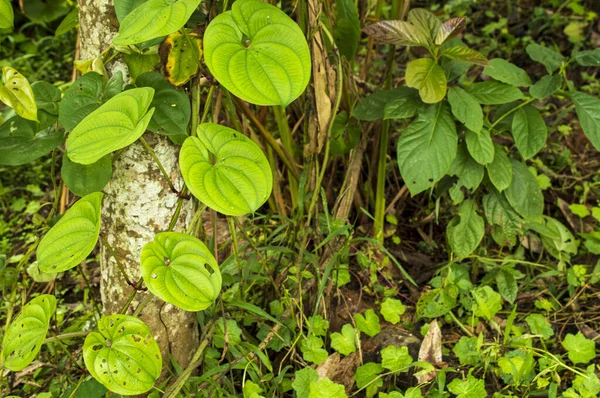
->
<box><xmin>0</xmin><ymin>0</ymin><xmax>14</xmax><ymax>29</ymax></box>
<box><xmin>405</xmin><ymin>58</ymin><xmax>447</xmax><ymax>104</ymax></box>
<box><xmin>83</xmin><ymin>315</ymin><xmax>162</xmax><ymax>395</ymax></box>
<box><xmin>66</xmin><ymin>87</ymin><xmax>155</xmax><ymax>165</ymax></box>
<box><xmin>0</xmin><ymin>67</ymin><xmax>37</xmax><ymax>121</ymax></box>
<box><xmin>2</xmin><ymin>295</ymin><xmax>56</xmax><ymax>371</ymax></box>
<box><xmin>179</xmin><ymin>123</ymin><xmax>273</xmax><ymax>216</ymax></box>
<box><xmin>435</xmin><ymin>17</ymin><xmax>466</xmax><ymax>45</ymax></box>
<box><xmin>140</xmin><ymin>232</ymin><xmax>221</xmax><ymax>311</ymax></box>
<box><xmin>112</xmin><ymin>0</ymin><xmax>200</xmax><ymax>46</ymax></box>
<box><xmin>37</xmin><ymin>192</ymin><xmax>103</xmax><ymax>273</ymax></box>
<box><xmin>203</xmin><ymin>0</ymin><xmax>311</xmax><ymax>106</ymax></box>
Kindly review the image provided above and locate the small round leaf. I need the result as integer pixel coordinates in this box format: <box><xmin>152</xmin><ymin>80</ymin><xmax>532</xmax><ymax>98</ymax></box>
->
<box><xmin>203</xmin><ymin>0</ymin><xmax>311</xmax><ymax>106</ymax></box>
<box><xmin>179</xmin><ymin>123</ymin><xmax>273</xmax><ymax>216</ymax></box>
<box><xmin>140</xmin><ymin>232</ymin><xmax>221</xmax><ymax>311</ymax></box>
<box><xmin>66</xmin><ymin>87</ymin><xmax>155</xmax><ymax>165</ymax></box>
<box><xmin>3</xmin><ymin>294</ymin><xmax>56</xmax><ymax>371</ymax></box>
<box><xmin>83</xmin><ymin>315</ymin><xmax>162</xmax><ymax>396</ymax></box>
<box><xmin>37</xmin><ymin>192</ymin><xmax>103</xmax><ymax>272</ymax></box>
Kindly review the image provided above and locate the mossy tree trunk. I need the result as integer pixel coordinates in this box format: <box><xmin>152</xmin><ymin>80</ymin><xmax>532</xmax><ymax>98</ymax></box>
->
<box><xmin>78</xmin><ymin>0</ymin><xmax>199</xmax><ymax>372</ymax></box>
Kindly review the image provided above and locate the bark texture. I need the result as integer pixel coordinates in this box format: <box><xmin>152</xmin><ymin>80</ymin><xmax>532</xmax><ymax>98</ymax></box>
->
<box><xmin>78</xmin><ymin>0</ymin><xmax>199</xmax><ymax>370</ymax></box>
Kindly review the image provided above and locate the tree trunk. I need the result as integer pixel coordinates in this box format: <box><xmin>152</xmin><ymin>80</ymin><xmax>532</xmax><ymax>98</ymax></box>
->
<box><xmin>78</xmin><ymin>0</ymin><xmax>199</xmax><ymax>371</ymax></box>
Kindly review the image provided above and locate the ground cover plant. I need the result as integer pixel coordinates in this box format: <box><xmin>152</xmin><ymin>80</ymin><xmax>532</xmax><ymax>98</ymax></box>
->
<box><xmin>1</xmin><ymin>0</ymin><xmax>600</xmax><ymax>396</ymax></box>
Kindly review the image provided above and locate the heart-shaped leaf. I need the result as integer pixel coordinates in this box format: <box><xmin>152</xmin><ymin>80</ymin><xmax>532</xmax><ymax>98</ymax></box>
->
<box><xmin>37</xmin><ymin>192</ymin><xmax>103</xmax><ymax>272</ymax></box>
<box><xmin>112</xmin><ymin>0</ymin><xmax>200</xmax><ymax>46</ymax></box>
<box><xmin>0</xmin><ymin>116</ymin><xmax>64</xmax><ymax>166</ymax></box>
<box><xmin>136</xmin><ymin>72</ymin><xmax>191</xmax><ymax>135</ymax></box>
<box><xmin>140</xmin><ymin>232</ymin><xmax>221</xmax><ymax>311</ymax></box>
<box><xmin>0</xmin><ymin>67</ymin><xmax>37</xmax><ymax>121</ymax></box>
<box><xmin>2</xmin><ymin>295</ymin><xmax>56</xmax><ymax>371</ymax></box>
<box><xmin>164</xmin><ymin>31</ymin><xmax>202</xmax><ymax>86</ymax></box>
<box><xmin>66</xmin><ymin>88</ymin><xmax>155</xmax><ymax>164</ymax></box>
<box><xmin>0</xmin><ymin>0</ymin><xmax>14</xmax><ymax>29</ymax></box>
<box><xmin>179</xmin><ymin>123</ymin><xmax>273</xmax><ymax>216</ymax></box>
<box><xmin>405</xmin><ymin>58</ymin><xmax>447</xmax><ymax>104</ymax></box>
<box><xmin>59</xmin><ymin>72</ymin><xmax>104</xmax><ymax>132</ymax></box>
<box><xmin>203</xmin><ymin>0</ymin><xmax>311</xmax><ymax>107</ymax></box>
<box><xmin>83</xmin><ymin>315</ymin><xmax>162</xmax><ymax>395</ymax></box>
<box><xmin>61</xmin><ymin>155</ymin><xmax>113</xmax><ymax>197</ymax></box>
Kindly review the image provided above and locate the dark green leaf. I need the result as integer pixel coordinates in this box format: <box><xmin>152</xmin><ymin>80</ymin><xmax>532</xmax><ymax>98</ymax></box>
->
<box><xmin>447</xmin><ymin>86</ymin><xmax>483</xmax><ymax>133</ymax></box>
<box><xmin>486</xmin><ymin>144</ymin><xmax>513</xmax><ymax>192</ymax></box>
<box><xmin>447</xmin><ymin>199</ymin><xmax>484</xmax><ymax>258</ymax></box>
<box><xmin>61</xmin><ymin>155</ymin><xmax>112</xmax><ymax>197</ymax></box>
<box><xmin>352</xmin><ymin>88</ymin><xmax>417</xmax><ymax>121</ymax></box>
<box><xmin>512</xmin><ymin>104</ymin><xmax>547</xmax><ymax>159</ymax></box>
<box><xmin>526</xmin><ymin>44</ymin><xmax>563</xmax><ymax>74</ymax></box>
<box><xmin>572</xmin><ymin>91</ymin><xmax>600</xmax><ymax>151</ymax></box>
<box><xmin>0</xmin><ymin>117</ymin><xmax>64</xmax><ymax>166</ymax></box>
<box><xmin>505</xmin><ymin>159</ymin><xmax>544</xmax><ymax>219</ymax></box>
<box><xmin>573</xmin><ymin>49</ymin><xmax>600</xmax><ymax>67</ymax></box>
<box><xmin>529</xmin><ymin>75</ymin><xmax>562</xmax><ymax>99</ymax></box>
<box><xmin>59</xmin><ymin>72</ymin><xmax>103</xmax><ymax>132</ymax></box>
<box><xmin>333</xmin><ymin>0</ymin><xmax>360</xmax><ymax>59</ymax></box>
<box><xmin>448</xmin><ymin>143</ymin><xmax>484</xmax><ymax>190</ymax></box>
<box><xmin>465</xmin><ymin>129</ymin><xmax>494</xmax><ymax>165</ymax></box>
<box><xmin>55</xmin><ymin>8</ymin><xmax>78</xmax><ymax>36</ymax></box>
<box><xmin>466</xmin><ymin>81</ymin><xmax>524</xmax><ymax>105</ymax></box>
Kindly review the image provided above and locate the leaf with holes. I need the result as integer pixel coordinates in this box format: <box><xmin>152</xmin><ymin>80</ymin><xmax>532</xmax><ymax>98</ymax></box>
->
<box><xmin>140</xmin><ymin>232</ymin><xmax>221</xmax><ymax>311</ymax></box>
<box><xmin>164</xmin><ymin>31</ymin><xmax>202</xmax><ymax>86</ymax></box>
<box><xmin>2</xmin><ymin>295</ymin><xmax>56</xmax><ymax>371</ymax></box>
<box><xmin>136</xmin><ymin>72</ymin><xmax>190</xmax><ymax>135</ymax></box>
<box><xmin>112</xmin><ymin>0</ymin><xmax>200</xmax><ymax>45</ymax></box>
<box><xmin>180</xmin><ymin>123</ymin><xmax>273</xmax><ymax>216</ymax></box>
<box><xmin>66</xmin><ymin>88</ymin><xmax>155</xmax><ymax>164</ymax></box>
<box><xmin>0</xmin><ymin>0</ymin><xmax>14</xmax><ymax>29</ymax></box>
<box><xmin>203</xmin><ymin>0</ymin><xmax>310</xmax><ymax>106</ymax></box>
<box><xmin>397</xmin><ymin>102</ymin><xmax>457</xmax><ymax>195</ymax></box>
<box><xmin>405</xmin><ymin>58</ymin><xmax>447</xmax><ymax>104</ymax></box>
<box><xmin>83</xmin><ymin>315</ymin><xmax>162</xmax><ymax>395</ymax></box>
<box><xmin>37</xmin><ymin>192</ymin><xmax>103</xmax><ymax>272</ymax></box>
<box><xmin>0</xmin><ymin>67</ymin><xmax>37</xmax><ymax>121</ymax></box>
<box><xmin>363</xmin><ymin>20</ymin><xmax>429</xmax><ymax>47</ymax></box>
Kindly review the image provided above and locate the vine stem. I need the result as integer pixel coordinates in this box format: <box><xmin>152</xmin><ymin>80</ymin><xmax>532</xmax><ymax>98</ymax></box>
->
<box><xmin>43</xmin><ymin>331</ymin><xmax>90</xmax><ymax>344</ymax></box>
<box><xmin>139</xmin><ymin>136</ymin><xmax>179</xmax><ymax>194</ymax></box>
<box><xmin>489</xmin><ymin>97</ymin><xmax>535</xmax><ymax>131</ymax></box>
<box><xmin>200</xmin><ymin>85</ymin><xmax>215</xmax><ymax>126</ymax></box>
<box><xmin>100</xmin><ymin>235</ymin><xmax>134</xmax><ymax>286</ymax></box>
<box><xmin>273</xmin><ymin>105</ymin><xmax>298</xmax><ymax>208</ymax></box>
<box><xmin>227</xmin><ymin>216</ymin><xmax>243</xmax><ymax>299</ymax></box>
<box><xmin>119</xmin><ymin>278</ymin><xmax>143</xmax><ymax>314</ymax></box>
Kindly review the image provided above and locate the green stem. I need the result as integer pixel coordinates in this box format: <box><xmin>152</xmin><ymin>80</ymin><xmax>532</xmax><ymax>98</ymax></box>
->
<box><xmin>489</xmin><ymin>97</ymin><xmax>535</xmax><ymax>131</ymax></box>
<box><xmin>448</xmin><ymin>310</ymin><xmax>474</xmax><ymax>337</ymax></box>
<box><xmin>133</xmin><ymin>293</ymin><xmax>154</xmax><ymax>317</ymax></box>
<box><xmin>273</xmin><ymin>105</ymin><xmax>299</xmax><ymax>208</ymax></box>
<box><xmin>44</xmin><ymin>331</ymin><xmax>90</xmax><ymax>344</ymax></box>
<box><xmin>120</xmin><ymin>278</ymin><xmax>143</xmax><ymax>314</ymax></box>
<box><xmin>190</xmin><ymin>78</ymin><xmax>201</xmax><ymax>136</ymax></box>
<box><xmin>200</xmin><ymin>85</ymin><xmax>215</xmax><ymax>126</ymax></box>
<box><xmin>227</xmin><ymin>216</ymin><xmax>243</xmax><ymax>299</ymax></box>
<box><xmin>139</xmin><ymin>136</ymin><xmax>178</xmax><ymax>194</ymax></box>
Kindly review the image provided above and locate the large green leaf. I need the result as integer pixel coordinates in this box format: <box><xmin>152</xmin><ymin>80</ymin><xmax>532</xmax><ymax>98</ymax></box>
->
<box><xmin>333</xmin><ymin>0</ymin><xmax>360</xmax><ymax>60</ymax></box>
<box><xmin>203</xmin><ymin>0</ymin><xmax>311</xmax><ymax>107</ymax></box>
<box><xmin>2</xmin><ymin>295</ymin><xmax>56</xmax><ymax>371</ymax></box>
<box><xmin>483</xmin><ymin>59</ymin><xmax>531</xmax><ymax>87</ymax></box>
<box><xmin>136</xmin><ymin>72</ymin><xmax>190</xmax><ymax>135</ymax></box>
<box><xmin>61</xmin><ymin>155</ymin><xmax>113</xmax><ymax>197</ymax></box>
<box><xmin>37</xmin><ymin>192</ymin><xmax>103</xmax><ymax>272</ymax></box>
<box><xmin>83</xmin><ymin>315</ymin><xmax>162</xmax><ymax>395</ymax></box>
<box><xmin>32</xmin><ymin>81</ymin><xmax>61</xmax><ymax>130</ymax></box>
<box><xmin>66</xmin><ymin>88</ymin><xmax>155</xmax><ymax>164</ymax></box>
<box><xmin>405</xmin><ymin>58</ymin><xmax>447</xmax><ymax>104</ymax></box>
<box><xmin>447</xmin><ymin>199</ymin><xmax>484</xmax><ymax>259</ymax></box>
<box><xmin>164</xmin><ymin>31</ymin><xmax>202</xmax><ymax>86</ymax></box>
<box><xmin>0</xmin><ymin>0</ymin><xmax>14</xmax><ymax>29</ymax></box>
<box><xmin>363</xmin><ymin>20</ymin><xmax>430</xmax><ymax>47</ymax></box>
<box><xmin>140</xmin><ymin>232</ymin><xmax>221</xmax><ymax>311</ymax></box>
<box><xmin>0</xmin><ymin>116</ymin><xmax>64</xmax><ymax>166</ymax></box>
<box><xmin>526</xmin><ymin>44</ymin><xmax>563</xmax><ymax>74</ymax></box>
<box><xmin>486</xmin><ymin>144</ymin><xmax>512</xmax><ymax>192</ymax></box>
<box><xmin>448</xmin><ymin>143</ymin><xmax>484</xmax><ymax>190</ymax></box>
<box><xmin>59</xmin><ymin>72</ymin><xmax>104</xmax><ymax>132</ymax></box>
<box><xmin>465</xmin><ymin>81</ymin><xmax>524</xmax><ymax>105</ymax></box>
<box><xmin>397</xmin><ymin>102</ymin><xmax>457</xmax><ymax>195</ymax></box>
<box><xmin>511</xmin><ymin>105</ymin><xmax>547</xmax><ymax>159</ymax></box>
<box><xmin>112</xmin><ymin>0</ymin><xmax>200</xmax><ymax>45</ymax></box>
<box><xmin>571</xmin><ymin>91</ymin><xmax>600</xmax><ymax>151</ymax></box>
<box><xmin>447</xmin><ymin>86</ymin><xmax>483</xmax><ymax>133</ymax></box>
<box><xmin>465</xmin><ymin>129</ymin><xmax>494</xmax><ymax>165</ymax></box>
<box><xmin>180</xmin><ymin>123</ymin><xmax>273</xmax><ymax>216</ymax></box>
<box><xmin>505</xmin><ymin>159</ymin><xmax>543</xmax><ymax>219</ymax></box>
<box><xmin>0</xmin><ymin>67</ymin><xmax>37</xmax><ymax>121</ymax></box>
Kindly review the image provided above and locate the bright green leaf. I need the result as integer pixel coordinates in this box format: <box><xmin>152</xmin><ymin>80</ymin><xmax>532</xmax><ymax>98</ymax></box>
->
<box><xmin>140</xmin><ymin>232</ymin><xmax>222</xmax><ymax>311</ymax></box>
<box><xmin>472</xmin><ymin>286</ymin><xmax>502</xmax><ymax>320</ymax></box>
<box><xmin>37</xmin><ymin>192</ymin><xmax>103</xmax><ymax>273</ymax></box>
<box><xmin>562</xmin><ymin>332</ymin><xmax>596</xmax><ymax>364</ymax></box>
<box><xmin>2</xmin><ymin>295</ymin><xmax>56</xmax><ymax>371</ymax></box>
<box><xmin>441</xmin><ymin>46</ymin><xmax>489</xmax><ymax>66</ymax></box>
<box><xmin>55</xmin><ymin>8</ymin><xmax>78</xmax><ymax>36</ymax></box>
<box><xmin>61</xmin><ymin>155</ymin><xmax>112</xmax><ymax>197</ymax></box>
<box><xmin>83</xmin><ymin>315</ymin><xmax>162</xmax><ymax>395</ymax></box>
<box><xmin>505</xmin><ymin>159</ymin><xmax>544</xmax><ymax>219</ymax></box>
<box><xmin>408</xmin><ymin>9</ymin><xmax>440</xmax><ymax>40</ymax></box>
<box><xmin>113</xmin><ymin>0</ymin><xmax>200</xmax><ymax>45</ymax></box>
<box><xmin>380</xmin><ymin>298</ymin><xmax>406</xmax><ymax>324</ymax></box>
<box><xmin>416</xmin><ymin>286</ymin><xmax>457</xmax><ymax>318</ymax></box>
<box><xmin>381</xmin><ymin>345</ymin><xmax>413</xmax><ymax>372</ymax></box>
<box><xmin>354</xmin><ymin>309</ymin><xmax>381</xmax><ymax>337</ymax></box>
<box><xmin>293</xmin><ymin>367</ymin><xmax>319</xmax><ymax>398</ymax></box>
<box><xmin>0</xmin><ymin>0</ymin><xmax>14</xmax><ymax>29</ymax></box>
<box><xmin>354</xmin><ymin>362</ymin><xmax>384</xmax><ymax>390</ymax></box>
<box><xmin>243</xmin><ymin>380</ymin><xmax>265</xmax><ymax>398</ymax></box>
<box><xmin>330</xmin><ymin>324</ymin><xmax>357</xmax><ymax>356</ymax></box>
<box><xmin>300</xmin><ymin>336</ymin><xmax>329</xmax><ymax>365</ymax></box>
<box><xmin>466</xmin><ymin>81</ymin><xmax>524</xmax><ymax>105</ymax></box>
<box><xmin>465</xmin><ymin>129</ymin><xmax>494</xmax><ymax>165</ymax></box>
<box><xmin>484</xmin><ymin>59</ymin><xmax>531</xmax><ymax>87</ymax></box>
<box><xmin>525</xmin><ymin>314</ymin><xmax>554</xmax><ymax>339</ymax></box>
<box><xmin>397</xmin><ymin>102</ymin><xmax>457</xmax><ymax>195</ymax></box>
<box><xmin>66</xmin><ymin>88</ymin><xmax>155</xmax><ymax>165</ymax></box>
<box><xmin>405</xmin><ymin>58</ymin><xmax>447</xmax><ymax>104</ymax></box>
<box><xmin>512</xmin><ymin>104</ymin><xmax>547</xmax><ymax>159</ymax></box>
<box><xmin>203</xmin><ymin>0</ymin><xmax>311</xmax><ymax>107</ymax></box>
<box><xmin>569</xmin><ymin>204</ymin><xmax>590</xmax><ymax>218</ymax></box>
<box><xmin>526</xmin><ymin>44</ymin><xmax>563</xmax><ymax>74</ymax></box>
<box><xmin>447</xmin><ymin>375</ymin><xmax>487</xmax><ymax>398</ymax></box>
<box><xmin>0</xmin><ymin>67</ymin><xmax>37</xmax><ymax>121</ymax></box>
<box><xmin>453</xmin><ymin>336</ymin><xmax>481</xmax><ymax>366</ymax></box>
<box><xmin>486</xmin><ymin>144</ymin><xmax>513</xmax><ymax>192</ymax></box>
<box><xmin>572</xmin><ymin>91</ymin><xmax>600</xmax><ymax>151</ymax></box>
<box><xmin>308</xmin><ymin>378</ymin><xmax>348</xmax><ymax>398</ymax></box>
<box><xmin>59</xmin><ymin>72</ymin><xmax>104</xmax><ymax>132</ymax></box>
<box><xmin>179</xmin><ymin>123</ymin><xmax>273</xmax><ymax>216</ymax></box>
<box><xmin>114</xmin><ymin>0</ymin><xmax>146</xmax><ymax>22</ymax></box>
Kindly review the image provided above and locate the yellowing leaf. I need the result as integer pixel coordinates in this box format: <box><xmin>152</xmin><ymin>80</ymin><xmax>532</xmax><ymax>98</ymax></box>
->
<box><xmin>0</xmin><ymin>67</ymin><xmax>37</xmax><ymax>121</ymax></box>
<box><xmin>165</xmin><ymin>31</ymin><xmax>202</xmax><ymax>86</ymax></box>
<box><xmin>405</xmin><ymin>58</ymin><xmax>447</xmax><ymax>104</ymax></box>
